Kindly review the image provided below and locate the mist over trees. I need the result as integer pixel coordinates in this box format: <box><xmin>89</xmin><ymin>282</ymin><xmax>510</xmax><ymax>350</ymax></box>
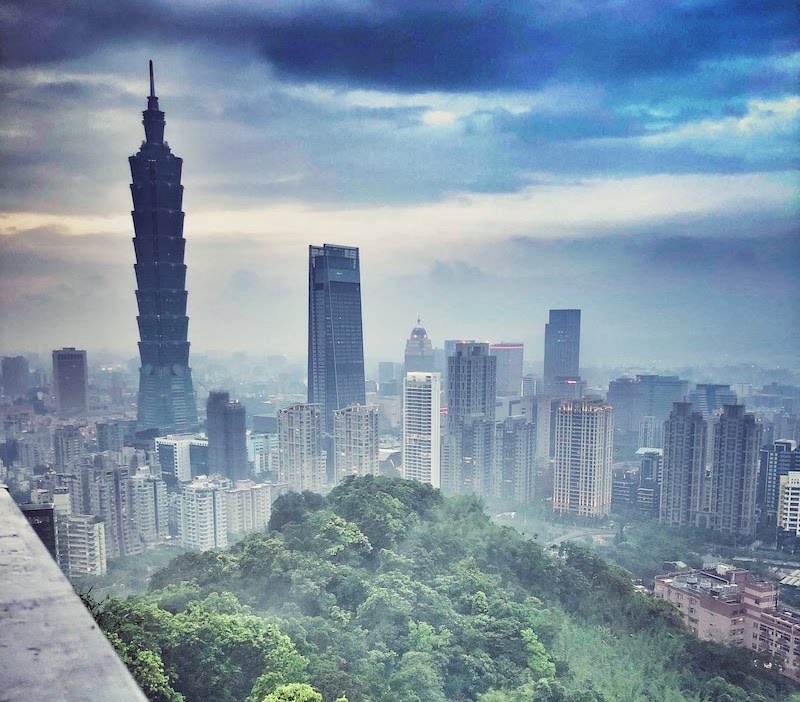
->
<box><xmin>84</xmin><ymin>476</ymin><xmax>797</xmax><ymax>702</ymax></box>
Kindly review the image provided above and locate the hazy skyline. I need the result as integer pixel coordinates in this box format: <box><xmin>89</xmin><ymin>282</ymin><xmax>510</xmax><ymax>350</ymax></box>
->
<box><xmin>1</xmin><ymin>1</ymin><xmax>797</xmax><ymax>367</ymax></box>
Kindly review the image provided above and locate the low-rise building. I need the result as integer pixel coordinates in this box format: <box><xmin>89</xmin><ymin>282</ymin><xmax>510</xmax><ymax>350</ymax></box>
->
<box><xmin>655</xmin><ymin>565</ymin><xmax>800</xmax><ymax>682</ymax></box>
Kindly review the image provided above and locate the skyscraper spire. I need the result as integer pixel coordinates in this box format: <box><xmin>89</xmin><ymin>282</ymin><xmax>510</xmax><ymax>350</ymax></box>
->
<box><xmin>129</xmin><ymin>64</ymin><xmax>198</xmax><ymax>437</ymax></box>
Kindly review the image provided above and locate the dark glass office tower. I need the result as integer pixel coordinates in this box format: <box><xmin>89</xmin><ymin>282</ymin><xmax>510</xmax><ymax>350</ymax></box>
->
<box><xmin>308</xmin><ymin>244</ymin><xmax>366</xmax><ymax>432</ymax></box>
<box><xmin>130</xmin><ymin>62</ymin><xmax>198</xmax><ymax>436</ymax></box>
<box><xmin>543</xmin><ymin>309</ymin><xmax>581</xmax><ymax>396</ymax></box>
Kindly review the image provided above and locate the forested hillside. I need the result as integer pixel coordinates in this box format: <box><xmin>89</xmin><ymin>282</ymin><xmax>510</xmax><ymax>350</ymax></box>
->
<box><xmin>84</xmin><ymin>476</ymin><xmax>798</xmax><ymax>702</ymax></box>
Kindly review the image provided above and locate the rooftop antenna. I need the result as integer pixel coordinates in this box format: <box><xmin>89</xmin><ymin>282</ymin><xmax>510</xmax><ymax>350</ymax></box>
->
<box><xmin>149</xmin><ymin>60</ymin><xmax>155</xmax><ymax>98</ymax></box>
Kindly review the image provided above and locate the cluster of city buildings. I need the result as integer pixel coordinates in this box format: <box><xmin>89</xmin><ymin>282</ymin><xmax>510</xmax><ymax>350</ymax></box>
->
<box><xmin>3</xmin><ymin>68</ymin><xmax>800</xmax><ymax>583</ymax></box>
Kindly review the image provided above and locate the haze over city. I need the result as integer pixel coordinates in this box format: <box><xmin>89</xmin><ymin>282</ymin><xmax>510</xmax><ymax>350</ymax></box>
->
<box><xmin>0</xmin><ymin>1</ymin><xmax>797</xmax><ymax>366</ymax></box>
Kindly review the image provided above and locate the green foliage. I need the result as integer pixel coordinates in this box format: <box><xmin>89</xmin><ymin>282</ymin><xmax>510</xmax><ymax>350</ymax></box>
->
<box><xmin>259</xmin><ymin>683</ymin><xmax>322</xmax><ymax>702</ymax></box>
<box><xmin>86</xmin><ymin>477</ymin><xmax>796</xmax><ymax>702</ymax></box>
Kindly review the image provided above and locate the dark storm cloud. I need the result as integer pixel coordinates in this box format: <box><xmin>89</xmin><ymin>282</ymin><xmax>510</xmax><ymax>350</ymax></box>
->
<box><xmin>3</xmin><ymin>1</ymin><xmax>797</xmax><ymax>93</ymax></box>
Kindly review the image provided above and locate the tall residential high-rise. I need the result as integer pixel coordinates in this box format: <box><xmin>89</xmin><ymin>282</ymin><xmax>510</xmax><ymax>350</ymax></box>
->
<box><xmin>494</xmin><ymin>416</ymin><xmax>536</xmax><ymax>505</ymax></box>
<box><xmin>332</xmin><ymin>404</ymin><xmax>379</xmax><ymax>484</ymax></box>
<box><xmin>490</xmin><ymin>342</ymin><xmax>524</xmax><ymax>397</ymax></box>
<box><xmin>759</xmin><ymin>440</ymin><xmax>800</xmax><ymax>530</ymax></box>
<box><xmin>552</xmin><ymin>399</ymin><xmax>614</xmax><ymax>517</ymax></box>
<box><xmin>402</xmin><ymin>372</ymin><xmax>442</xmax><ymax>488</ymax></box>
<box><xmin>1</xmin><ymin>355</ymin><xmax>29</xmax><ymax>399</ymax></box>
<box><xmin>659</xmin><ymin>402</ymin><xmax>707</xmax><ymax>528</ymax></box>
<box><xmin>128</xmin><ymin>468</ymin><xmax>168</xmax><ymax>546</ymax></box>
<box><xmin>177</xmin><ymin>477</ymin><xmax>228</xmax><ymax>551</ymax></box>
<box><xmin>206</xmin><ymin>392</ymin><xmax>248</xmax><ymax>481</ymax></box>
<box><xmin>447</xmin><ymin>342</ymin><xmax>496</xmax><ymax>425</ymax></box>
<box><xmin>226</xmin><ymin>480</ymin><xmax>274</xmax><ymax>537</ymax></box>
<box><xmin>710</xmin><ymin>405</ymin><xmax>762</xmax><ymax>536</ymax></box>
<box><xmin>87</xmin><ymin>453</ymin><xmax>141</xmax><ymax>559</ymax></box>
<box><xmin>543</xmin><ymin>309</ymin><xmax>581</xmax><ymax>396</ymax></box>
<box><xmin>442</xmin><ymin>342</ymin><xmax>496</xmax><ymax>496</ymax></box>
<box><xmin>130</xmin><ymin>62</ymin><xmax>198</xmax><ymax>436</ymax></box>
<box><xmin>277</xmin><ymin>403</ymin><xmax>326</xmax><ymax>493</ymax></box>
<box><xmin>307</xmin><ymin>244</ymin><xmax>366</xmax><ymax>433</ymax></box>
<box><xmin>52</xmin><ymin>347</ymin><xmax>88</xmax><ymax>417</ymax></box>
<box><xmin>404</xmin><ymin>319</ymin><xmax>436</xmax><ymax>375</ymax></box>
<box><xmin>54</xmin><ymin>425</ymin><xmax>84</xmax><ymax>472</ymax></box>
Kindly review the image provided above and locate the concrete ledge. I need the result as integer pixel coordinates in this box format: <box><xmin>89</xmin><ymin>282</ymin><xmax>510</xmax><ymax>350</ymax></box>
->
<box><xmin>0</xmin><ymin>489</ymin><xmax>148</xmax><ymax>702</ymax></box>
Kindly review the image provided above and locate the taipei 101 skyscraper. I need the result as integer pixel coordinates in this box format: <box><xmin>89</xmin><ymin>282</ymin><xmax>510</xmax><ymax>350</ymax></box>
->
<box><xmin>130</xmin><ymin>62</ymin><xmax>198</xmax><ymax>436</ymax></box>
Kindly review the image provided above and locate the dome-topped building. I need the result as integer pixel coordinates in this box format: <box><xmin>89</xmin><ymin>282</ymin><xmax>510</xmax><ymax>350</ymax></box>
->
<box><xmin>405</xmin><ymin>317</ymin><xmax>435</xmax><ymax>374</ymax></box>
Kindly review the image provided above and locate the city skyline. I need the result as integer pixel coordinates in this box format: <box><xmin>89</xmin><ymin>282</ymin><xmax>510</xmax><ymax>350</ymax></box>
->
<box><xmin>0</xmin><ymin>3</ymin><xmax>798</xmax><ymax>366</ymax></box>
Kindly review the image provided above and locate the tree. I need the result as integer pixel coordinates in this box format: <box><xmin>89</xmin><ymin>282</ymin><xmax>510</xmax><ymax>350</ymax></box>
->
<box><xmin>259</xmin><ymin>683</ymin><xmax>323</xmax><ymax>702</ymax></box>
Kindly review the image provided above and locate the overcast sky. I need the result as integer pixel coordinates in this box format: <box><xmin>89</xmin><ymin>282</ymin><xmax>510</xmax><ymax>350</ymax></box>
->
<box><xmin>0</xmin><ymin>1</ymin><xmax>798</xmax><ymax>369</ymax></box>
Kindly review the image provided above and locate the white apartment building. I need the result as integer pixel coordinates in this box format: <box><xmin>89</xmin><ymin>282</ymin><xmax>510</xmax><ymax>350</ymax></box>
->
<box><xmin>277</xmin><ymin>403</ymin><xmax>325</xmax><ymax>492</ymax></box>
<box><xmin>333</xmin><ymin>404</ymin><xmax>380</xmax><ymax>485</ymax></box>
<box><xmin>177</xmin><ymin>477</ymin><xmax>228</xmax><ymax>551</ymax></box>
<box><xmin>402</xmin><ymin>372</ymin><xmax>441</xmax><ymax>488</ymax></box>
<box><xmin>779</xmin><ymin>471</ymin><xmax>800</xmax><ymax>536</ymax></box>
<box><xmin>57</xmin><ymin>513</ymin><xmax>107</xmax><ymax>577</ymax></box>
<box><xmin>128</xmin><ymin>467</ymin><xmax>168</xmax><ymax>545</ymax></box>
<box><xmin>226</xmin><ymin>479</ymin><xmax>271</xmax><ymax>536</ymax></box>
<box><xmin>553</xmin><ymin>399</ymin><xmax>614</xmax><ymax>517</ymax></box>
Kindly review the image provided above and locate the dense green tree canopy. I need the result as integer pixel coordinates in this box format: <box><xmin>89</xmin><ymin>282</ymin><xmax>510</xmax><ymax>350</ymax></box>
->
<box><xmin>83</xmin><ymin>477</ymin><xmax>798</xmax><ymax>702</ymax></box>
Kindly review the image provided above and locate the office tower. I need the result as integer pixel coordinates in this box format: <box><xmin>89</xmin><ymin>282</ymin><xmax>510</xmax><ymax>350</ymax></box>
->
<box><xmin>494</xmin><ymin>416</ymin><xmax>536</xmax><ymax>504</ymax></box>
<box><xmin>206</xmin><ymin>391</ymin><xmax>248</xmax><ymax>481</ymax></box>
<box><xmin>332</xmin><ymin>404</ymin><xmax>379</xmax><ymax>484</ymax></box>
<box><xmin>404</xmin><ymin>318</ymin><xmax>436</xmax><ymax>374</ymax></box>
<box><xmin>543</xmin><ymin>309</ymin><xmax>581</xmax><ymax>396</ymax></box>
<box><xmin>52</xmin><ymin>347</ymin><xmax>88</xmax><ymax>417</ymax></box>
<box><xmin>189</xmin><ymin>437</ymin><xmax>209</xmax><ymax>477</ymax></box>
<box><xmin>689</xmin><ymin>384</ymin><xmax>738</xmax><ymax>418</ymax></box>
<box><xmin>308</xmin><ymin>244</ymin><xmax>366</xmax><ymax>433</ymax></box>
<box><xmin>490</xmin><ymin>342</ymin><xmax>524</xmax><ymax>397</ymax></box>
<box><xmin>377</xmin><ymin>361</ymin><xmax>402</xmax><ymax>397</ymax></box>
<box><xmin>53</xmin><ymin>425</ymin><xmax>84</xmax><ymax>472</ymax></box>
<box><xmin>607</xmin><ymin>376</ymin><xmax>646</xmax><ymax>433</ymax></box>
<box><xmin>443</xmin><ymin>342</ymin><xmax>496</xmax><ymax>496</ymax></box>
<box><xmin>1</xmin><ymin>355</ymin><xmax>29</xmax><ymax>399</ymax></box>
<box><xmin>522</xmin><ymin>374</ymin><xmax>536</xmax><ymax>398</ymax></box>
<box><xmin>154</xmin><ymin>434</ymin><xmax>195</xmax><ymax>484</ymax></box>
<box><xmin>128</xmin><ymin>468</ymin><xmax>168</xmax><ymax>545</ymax></box>
<box><xmin>130</xmin><ymin>62</ymin><xmax>198</xmax><ymax>436</ymax></box>
<box><xmin>277</xmin><ymin>403</ymin><xmax>326</xmax><ymax>492</ymax></box>
<box><xmin>378</xmin><ymin>361</ymin><xmax>397</xmax><ymax>386</ymax></box>
<box><xmin>759</xmin><ymin>440</ymin><xmax>800</xmax><ymax>530</ymax></box>
<box><xmin>638</xmin><ymin>447</ymin><xmax>663</xmax><ymax>482</ymax></box>
<box><xmin>638</xmin><ymin>375</ymin><xmax>690</xmax><ymax>426</ymax></box>
<box><xmin>659</xmin><ymin>402</ymin><xmax>707</xmax><ymax>528</ymax></box>
<box><xmin>710</xmin><ymin>405</ymin><xmax>762</xmax><ymax>536</ymax></box>
<box><xmin>552</xmin><ymin>399</ymin><xmax>614</xmax><ymax>517</ymax></box>
<box><xmin>177</xmin><ymin>477</ymin><xmax>228</xmax><ymax>551</ymax></box>
<box><xmin>402</xmin><ymin>372</ymin><xmax>442</xmax><ymax>487</ymax></box>
<box><xmin>225</xmin><ymin>480</ymin><xmax>272</xmax><ymax>537</ymax></box>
